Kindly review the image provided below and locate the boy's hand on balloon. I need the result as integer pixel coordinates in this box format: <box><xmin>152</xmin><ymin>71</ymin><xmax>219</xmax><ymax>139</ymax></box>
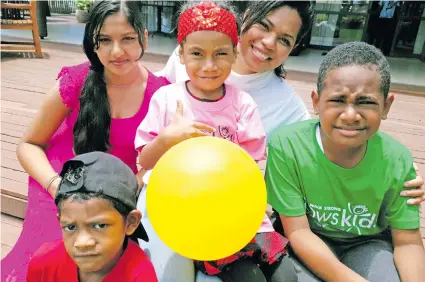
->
<box><xmin>159</xmin><ymin>100</ymin><xmax>215</xmax><ymax>147</ymax></box>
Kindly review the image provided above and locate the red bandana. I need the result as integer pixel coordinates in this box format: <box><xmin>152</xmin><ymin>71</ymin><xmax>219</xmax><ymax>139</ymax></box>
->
<box><xmin>177</xmin><ymin>2</ymin><xmax>238</xmax><ymax>45</ymax></box>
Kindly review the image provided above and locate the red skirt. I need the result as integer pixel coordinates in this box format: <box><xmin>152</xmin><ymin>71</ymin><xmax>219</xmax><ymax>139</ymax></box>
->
<box><xmin>195</xmin><ymin>231</ymin><xmax>289</xmax><ymax>275</ymax></box>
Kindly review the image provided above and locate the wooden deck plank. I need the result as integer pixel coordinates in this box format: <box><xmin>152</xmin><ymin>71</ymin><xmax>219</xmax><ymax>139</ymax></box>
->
<box><xmin>1</xmin><ymin>105</ymin><xmax>38</xmax><ymax>118</ymax></box>
<box><xmin>1</xmin><ymin>213</ymin><xmax>25</xmax><ymax>226</ymax></box>
<box><xmin>1</xmin><ymin>121</ymin><xmax>27</xmax><ymax>138</ymax></box>
<box><xmin>2</xmin><ymin>244</ymin><xmax>13</xmax><ymax>260</ymax></box>
<box><xmin>1</xmin><ymin>112</ymin><xmax>34</xmax><ymax>127</ymax></box>
<box><xmin>1</xmin><ymin>222</ymin><xmax>23</xmax><ymax>247</ymax></box>
<box><xmin>1</xmin><ymin>214</ymin><xmax>23</xmax><ymax>259</ymax></box>
<box><xmin>0</xmin><ymin>134</ymin><xmax>21</xmax><ymax>145</ymax></box>
<box><xmin>2</xmin><ymin>149</ymin><xmax>20</xmax><ymax>161</ymax></box>
<box><xmin>1</xmin><ymin>178</ymin><xmax>28</xmax><ymax>199</ymax></box>
<box><xmin>1</xmin><ymin>167</ymin><xmax>28</xmax><ymax>185</ymax></box>
<box><xmin>1</xmin><ymin>88</ymin><xmax>45</xmax><ymax>109</ymax></box>
<box><xmin>1</xmin><ymin>83</ymin><xmax>48</xmax><ymax>94</ymax></box>
<box><xmin>2</xmin><ymin>194</ymin><xmax>28</xmax><ymax>218</ymax></box>
<box><xmin>1</xmin><ymin>141</ymin><xmax>18</xmax><ymax>152</ymax></box>
<box><xmin>1</xmin><ymin>157</ymin><xmax>25</xmax><ymax>172</ymax></box>
<box><xmin>1</xmin><ymin>101</ymin><xmax>41</xmax><ymax>114</ymax></box>
<box><xmin>0</xmin><ymin>126</ymin><xmax>25</xmax><ymax>139</ymax></box>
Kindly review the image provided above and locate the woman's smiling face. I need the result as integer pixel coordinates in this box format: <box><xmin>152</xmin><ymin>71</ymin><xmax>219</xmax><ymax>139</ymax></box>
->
<box><xmin>237</xmin><ymin>6</ymin><xmax>302</xmax><ymax>74</ymax></box>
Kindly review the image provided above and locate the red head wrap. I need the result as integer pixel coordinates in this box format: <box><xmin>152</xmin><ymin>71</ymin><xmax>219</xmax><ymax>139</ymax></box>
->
<box><xmin>177</xmin><ymin>2</ymin><xmax>238</xmax><ymax>45</ymax></box>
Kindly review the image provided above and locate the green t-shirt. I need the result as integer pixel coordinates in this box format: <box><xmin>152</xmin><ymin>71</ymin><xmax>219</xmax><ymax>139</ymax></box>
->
<box><xmin>266</xmin><ymin>119</ymin><xmax>419</xmax><ymax>240</ymax></box>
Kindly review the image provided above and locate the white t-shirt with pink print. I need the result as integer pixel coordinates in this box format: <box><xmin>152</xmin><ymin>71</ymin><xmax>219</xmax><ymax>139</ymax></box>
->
<box><xmin>135</xmin><ymin>81</ymin><xmax>274</xmax><ymax>233</ymax></box>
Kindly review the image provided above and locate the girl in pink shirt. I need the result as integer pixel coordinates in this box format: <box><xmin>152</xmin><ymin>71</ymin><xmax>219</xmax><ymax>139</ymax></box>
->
<box><xmin>135</xmin><ymin>2</ymin><xmax>292</xmax><ymax>282</ymax></box>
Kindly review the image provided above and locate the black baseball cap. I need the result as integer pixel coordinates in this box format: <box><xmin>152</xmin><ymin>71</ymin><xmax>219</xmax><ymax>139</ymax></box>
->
<box><xmin>55</xmin><ymin>152</ymin><xmax>149</xmax><ymax>242</ymax></box>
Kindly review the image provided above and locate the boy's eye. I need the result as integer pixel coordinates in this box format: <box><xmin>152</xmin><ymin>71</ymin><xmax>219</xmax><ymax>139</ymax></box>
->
<box><xmin>191</xmin><ymin>52</ymin><xmax>202</xmax><ymax>56</ymax></box>
<box><xmin>329</xmin><ymin>99</ymin><xmax>344</xmax><ymax>103</ymax></box>
<box><xmin>358</xmin><ymin>100</ymin><xmax>377</xmax><ymax>105</ymax></box>
<box><xmin>217</xmin><ymin>52</ymin><xmax>228</xmax><ymax>56</ymax></box>
<box><xmin>63</xmin><ymin>225</ymin><xmax>77</xmax><ymax>232</ymax></box>
<box><xmin>99</xmin><ymin>38</ymin><xmax>111</xmax><ymax>43</ymax></box>
<box><xmin>93</xmin><ymin>223</ymin><xmax>108</xmax><ymax>229</ymax></box>
<box><xmin>123</xmin><ymin>37</ymin><xmax>135</xmax><ymax>41</ymax></box>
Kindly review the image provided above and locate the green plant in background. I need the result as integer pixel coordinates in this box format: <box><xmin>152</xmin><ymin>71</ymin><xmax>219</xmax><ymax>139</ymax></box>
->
<box><xmin>315</xmin><ymin>13</ymin><xmax>328</xmax><ymax>23</ymax></box>
<box><xmin>76</xmin><ymin>0</ymin><xmax>93</xmax><ymax>11</ymax></box>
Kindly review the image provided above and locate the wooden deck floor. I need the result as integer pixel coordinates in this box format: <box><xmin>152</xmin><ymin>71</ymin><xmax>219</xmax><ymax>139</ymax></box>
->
<box><xmin>1</xmin><ymin>214</ymin><xmax>22</xmax><ymax>259</ymax></box>
<box><xmin>1</xmin><ymin>41</ymin><xmax>424</xmax><ymax>258</ymax></box>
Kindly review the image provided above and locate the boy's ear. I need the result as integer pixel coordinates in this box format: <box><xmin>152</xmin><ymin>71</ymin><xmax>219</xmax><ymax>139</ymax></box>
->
<box><xmin>56</xmin><ymin>213</ymin><xmax>60</xmax><ymax>222</ymax></box>
<box><xmin>125</xmin><ymin>210</ymin><xmax>142</xmax><ymax>236</ymax></box>
<box><xmin>178</xmin><ymin>46</ymin><xmax>185</xmax><ymax>65</ymax></box>
<box><xmin>311</xmin><ymin>90</ymin><xmax>320</xmax><ymax>116</ymax></box>
<box><xmin>382</xmin><ymin>93</ymin><xmax>395</xmax><ymax>120</ymax></box>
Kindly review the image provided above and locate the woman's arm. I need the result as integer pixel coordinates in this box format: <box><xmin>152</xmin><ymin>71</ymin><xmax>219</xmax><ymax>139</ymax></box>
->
<box><xmin>392</xmin><ymin>228</ymin><xmax>425</xmax><ymax>281</ymax></box>
<box><xmin>281</xmin><ymin>214</ymin><xmax>367</xmax><ymax>282</ymax></box>
<box><xmin>17</xmin><ymin>82</ymin><xmax>70</xmax><ymax>197</ymax></box>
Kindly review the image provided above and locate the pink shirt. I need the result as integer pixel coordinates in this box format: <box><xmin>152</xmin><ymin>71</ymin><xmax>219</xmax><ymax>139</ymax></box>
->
<box><xmin>135</xmin><ymin>82</ymin><xmax>274</xmax><ymax>232</ymax></box>
<box><xmin>52</xmin><ymin>62</ymin><xmax>169</xmax><ymax>174</ymax></box>
<box><xmin>135</xmin><ymin>82</ymin><xmax>266</xmax><ymax>161</ymax></box>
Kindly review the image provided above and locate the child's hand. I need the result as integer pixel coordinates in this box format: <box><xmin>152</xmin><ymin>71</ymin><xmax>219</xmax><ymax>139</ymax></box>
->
<box><xmin>159</xmin><ymin>100</ymin><xmax>215</xmax><ymax>147</ymax></box>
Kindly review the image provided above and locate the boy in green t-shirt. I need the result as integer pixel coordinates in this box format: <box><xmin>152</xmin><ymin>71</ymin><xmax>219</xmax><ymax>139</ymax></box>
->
<box><xmin>266</xmin><ymin>42</ymin><xmax>425</xmax><ymax>282</ymax></box>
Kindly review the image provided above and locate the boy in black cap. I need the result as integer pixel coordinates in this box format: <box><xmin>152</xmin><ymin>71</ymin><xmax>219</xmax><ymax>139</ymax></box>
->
<box><xmin>27</xmin><ymin>152</ymin><xmax>157</xmax><ymax>282</ymax></box>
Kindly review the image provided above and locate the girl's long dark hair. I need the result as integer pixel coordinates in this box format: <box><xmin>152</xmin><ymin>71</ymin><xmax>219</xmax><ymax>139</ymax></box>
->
<box><xmin>242</xmin><ymin>1</ymin><xmax>314</xmax><ymax>78</ymax></box>
<box><xmin>73</xmin><ymin>0</ymin><xmax>146</xmax><ymax>155</ymax></box>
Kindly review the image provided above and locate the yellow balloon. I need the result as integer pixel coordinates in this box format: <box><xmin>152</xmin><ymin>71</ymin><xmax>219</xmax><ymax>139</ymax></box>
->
<box><xmin>147</xmin><ymin>136</ymin><xmax>267</xmax><ymax>261</ymax></box>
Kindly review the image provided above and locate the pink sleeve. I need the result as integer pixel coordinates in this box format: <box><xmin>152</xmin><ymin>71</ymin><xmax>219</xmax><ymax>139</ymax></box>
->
<box><xmin>56</xmin><ymin>62</ymin><xmax>90</xmax><ymax>109</ymax></box>
<box><xmin>135</xmin><ymin>90</ymin><xmax>167</xmax><ymax>151</ymax></box>
<box><xmin>235</xmin><ymin>93</ymin><xmax>267</xmax><ymax>162</ymax></box>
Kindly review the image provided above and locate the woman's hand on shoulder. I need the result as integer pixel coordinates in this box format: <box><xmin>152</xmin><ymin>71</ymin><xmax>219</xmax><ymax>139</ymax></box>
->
<box><xmin>402</xmin><ymin>163</ymin><xmax>425</xmax><ymax>206</ymax></box>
